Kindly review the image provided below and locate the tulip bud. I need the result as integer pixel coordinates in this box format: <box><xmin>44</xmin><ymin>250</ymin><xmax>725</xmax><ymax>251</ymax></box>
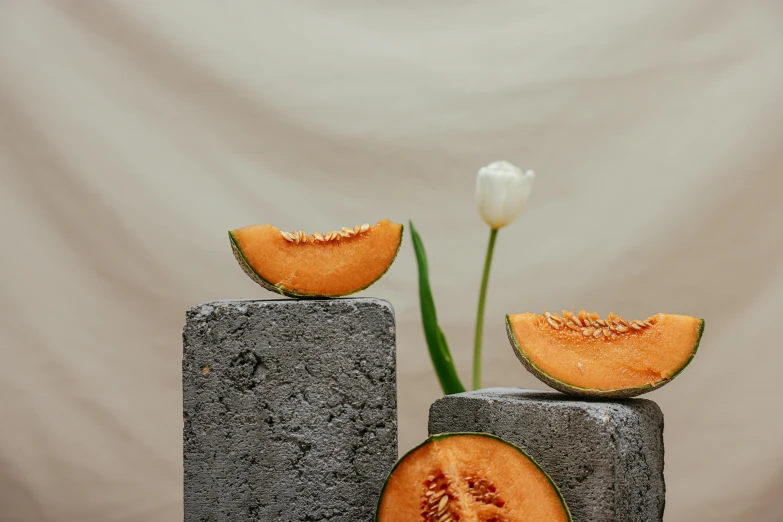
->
<box><xmin>475</xmin><ymin>160</ymin><xmax>535</xmax><ymax>230</ymax></box>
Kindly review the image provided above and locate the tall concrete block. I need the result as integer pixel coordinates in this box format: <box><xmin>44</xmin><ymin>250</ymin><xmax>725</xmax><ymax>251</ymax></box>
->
<box><xmin>428</xmin><ymin>388</ymin><xmax>664</xmax><ymax>522</ymax></box>
<box><xmin>183</xmin><ymin>298</ymin><xmax>397</xmax><ymax>522</ymax></box>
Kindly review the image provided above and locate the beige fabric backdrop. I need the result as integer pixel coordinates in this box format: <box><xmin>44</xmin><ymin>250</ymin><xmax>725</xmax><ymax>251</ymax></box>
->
<box><xmin>1</xmin><ymin>1</ymin><xmax>782</xmax><ymax>521</ymax></box>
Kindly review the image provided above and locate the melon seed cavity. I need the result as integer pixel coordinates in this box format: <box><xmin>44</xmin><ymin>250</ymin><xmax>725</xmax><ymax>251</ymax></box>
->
<box><xmin>544</xmin><ymin>309</ymin><xmax>657</xmax><ymax>339</ymax></box>
<box><xmin>280</xmin><ymin>223</ymin><xmax>372</xmax><ymax>244</ymax></box>
<box><xmin>422</xmin><ymin>472</ymin><xmax>509</xmax><ymax>522</ymax></box>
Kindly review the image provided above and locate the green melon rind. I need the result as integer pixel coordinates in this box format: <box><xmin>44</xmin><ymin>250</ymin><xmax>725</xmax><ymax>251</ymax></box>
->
<box><xmin>506</xmin><ymin>314</ymin><xmax>705</xmax><ymax>399</ymax></box>
<box><xmin>228</xmin><ymin>224</ymin><xmax>404</xmax><ymax>298</ymax></box>
<box><xmin>374</xmin><ymin>431</ymin><xmax>573</xmax><ymax>522</ymax></box>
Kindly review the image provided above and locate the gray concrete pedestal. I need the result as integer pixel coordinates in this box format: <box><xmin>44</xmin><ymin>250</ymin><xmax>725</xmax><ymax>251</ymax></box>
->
<box><xmin>429</xmin><ymin>388</ymin><xmax>665</xmax><ymax>522</ymax></box>
<box><xmin>183</xmin><ymin>298</ymin><xmax>397</xmax><ymax>522</ymax></box>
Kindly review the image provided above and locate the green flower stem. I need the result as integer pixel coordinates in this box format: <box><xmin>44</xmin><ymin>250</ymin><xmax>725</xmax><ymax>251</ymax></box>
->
<box><xmin>473</xmin><ymin>228</ymin><xmax>498</xmax><ymax>390</ymax></box>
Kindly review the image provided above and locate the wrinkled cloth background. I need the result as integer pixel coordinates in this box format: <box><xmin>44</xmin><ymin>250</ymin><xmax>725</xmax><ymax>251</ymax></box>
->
<box><xmin>1</xmin><ymin>2</ymin><xmax>782</xmax><ymax>521</ymax></box>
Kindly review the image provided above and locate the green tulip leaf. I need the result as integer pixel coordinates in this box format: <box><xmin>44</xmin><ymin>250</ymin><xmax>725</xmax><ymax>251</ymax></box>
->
<box><xmin>409</xmin><ymin>220</ymin><xmax>465</xmax><ymax>395</ymax></box>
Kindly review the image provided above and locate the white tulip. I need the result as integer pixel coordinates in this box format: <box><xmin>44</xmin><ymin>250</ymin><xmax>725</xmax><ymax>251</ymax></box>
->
<box><xmin>475</xmin><ymin>160</ymin><xmax>535</xmax><ymax>230</ymax></box>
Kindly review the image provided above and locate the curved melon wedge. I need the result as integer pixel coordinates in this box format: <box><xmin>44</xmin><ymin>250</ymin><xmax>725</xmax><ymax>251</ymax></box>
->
<box><xmin>376</xmin><ymin>432</ymin><xmax>572</xmax><ymax>522</ymax></box>
<box><xmin>506</xmin><ymin>310</ymin><xmax>704</xmax><ymax>398</ymax></box>
<box><xmin>229</xmin><ymin>219</ymin><xmax>403</xmax><ymax>298</ymax></box>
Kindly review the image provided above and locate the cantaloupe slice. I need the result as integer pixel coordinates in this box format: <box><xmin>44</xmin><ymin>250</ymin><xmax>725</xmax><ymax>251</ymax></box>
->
<box><xmin>506</xmin><ymin>310</ymin><xmax>704</xmax><ymax>398</ymax></box>
<box><xmin>229</xmin><ymin>219</ymin><xmax>403</xmax><ymax>297</ymax></box>
<box><xmin>376</xmin><ymin>432</ymin><xmax>572</xmax><ymax>522</ymax></box>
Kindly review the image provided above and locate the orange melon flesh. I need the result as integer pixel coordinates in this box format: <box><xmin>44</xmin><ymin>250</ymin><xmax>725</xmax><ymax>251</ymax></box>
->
<box><xmin>229</xmin><ymin>219</ymin><xmax>402</xmax><ymax>297</ymax></box>
<box><xmin>506</xmin><ymin>311</ymin><xmax>704</xmax><ymax>397</ymax></box>
<box><xmin>376</xmin><ymin>433</ymin><xmax>571</xmax><ymax>522</ymax></box>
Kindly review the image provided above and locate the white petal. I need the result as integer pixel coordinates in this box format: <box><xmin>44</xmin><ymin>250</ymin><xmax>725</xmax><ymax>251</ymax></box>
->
<box><xmin>475</xmin><ymin>161</ymin><xmax>535</xmax><ymax>229</ymax></box>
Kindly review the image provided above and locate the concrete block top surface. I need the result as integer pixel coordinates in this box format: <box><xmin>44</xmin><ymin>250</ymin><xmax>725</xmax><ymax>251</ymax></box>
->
<box><xmin>434</xmin><ymin>386</ymin><xmax>662</xmax><ymax>414</ymax></box>
<box><xmin>183</xmin><ymin>298</ymin><xmax>397</xmax><ymax>522</ymax></box>
<box><xmin>429</xmin><ymin>387</ymin><xmax>665</xmax><ymax>522</ymax></box>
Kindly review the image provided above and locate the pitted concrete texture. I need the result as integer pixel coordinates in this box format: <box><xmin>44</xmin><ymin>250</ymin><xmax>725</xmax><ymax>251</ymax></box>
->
<box><xmin>183</xmin><ymin>298</ymin><xmax>397</xmax><ymax>522</ymax></box>
<box><xmin>428</xmin><ymin>388</ymin><xmax>664</xmax><ymax>522</ymax></box>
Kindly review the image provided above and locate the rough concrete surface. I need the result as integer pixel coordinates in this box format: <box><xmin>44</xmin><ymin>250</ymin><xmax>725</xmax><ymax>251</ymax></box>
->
<box><xmin>428</xmin><ymin>388</ymin><xmax>664</xmax><ymax>522</ymax></box>
<box><xmin>183</xmin><ymin>298</ymin><xmax>397</xmax><ymax>522</ymax></box>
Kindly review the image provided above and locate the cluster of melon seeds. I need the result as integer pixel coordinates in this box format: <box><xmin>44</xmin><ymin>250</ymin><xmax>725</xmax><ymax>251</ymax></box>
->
<box><xmin>544</xmin><ymin>309</ymin><xmax>657</xmax><ymax>339</ymax></box>
<box><xmin>422</xmin><ymin>473</ymin><xmax>456</xmax><ymax>522</ymax></box>
<box><xmin>421</xmin><ymin>473</ymin><xmax>509</xmax><ymax>522</ymax></box>
<box><xmin>465</xmin><ymin>476</ymin><xmax>505</xmax><ymax>509</ymax></box>
<box><xmin>279</xmin><ymin>223</ymin><xmax>371</xmax><ymax>244</ymax></box>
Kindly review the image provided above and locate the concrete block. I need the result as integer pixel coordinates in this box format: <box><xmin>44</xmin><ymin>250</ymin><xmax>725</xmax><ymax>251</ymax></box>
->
<box><xmin>183</xmin><ymin>298</ymin><xmax>397</xmax><ymax>522</ymax></box>
<box><xmin>428</xmin><ymin>388</ymin><xmax>664</xmax><ymax>522</ymax></box>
